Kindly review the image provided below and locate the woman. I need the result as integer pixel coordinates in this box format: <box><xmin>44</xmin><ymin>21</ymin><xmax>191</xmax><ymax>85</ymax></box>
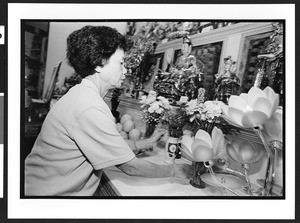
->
<box><xmin>25</xmin><ymin>25</ymin><xmax>192</xmax><ymax>196</ymax></box>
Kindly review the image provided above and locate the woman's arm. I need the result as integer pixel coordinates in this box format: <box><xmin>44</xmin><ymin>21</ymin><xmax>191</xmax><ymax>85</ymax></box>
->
<box><xmin>116</xmin><ymin>157</ymin><xmax>192</xmax><ymax>179</ymax></box>
<box><xmin>119</xmin><ymin>128</ymin><xmax>192</xmax><ymax>179</ymax></box>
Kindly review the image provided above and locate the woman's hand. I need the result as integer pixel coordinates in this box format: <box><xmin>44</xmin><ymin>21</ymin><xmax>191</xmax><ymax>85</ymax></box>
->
<box><xmin>148</xmin><ymin>128</ymin><xmax>167</xmax><ymax>144</ymax></box>
<box><xmin>134</xmin><ymin>128</ymin><xmax>167</xmax><ymax>152</ymax></box>
<box><xmin>146</xmin><ymin>128</ymin><xmax>167</xmax><ymax>151</ymax></box>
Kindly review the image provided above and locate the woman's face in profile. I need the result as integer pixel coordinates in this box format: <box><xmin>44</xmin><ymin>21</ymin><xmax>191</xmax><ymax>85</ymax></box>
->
<box><xmin>99</xmin><ymin>48</ymin><xmax>127</xmax><ymax>88</ymax></box>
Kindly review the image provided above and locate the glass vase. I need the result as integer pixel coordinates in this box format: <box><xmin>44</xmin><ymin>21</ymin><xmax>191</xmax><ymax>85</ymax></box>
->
<box><xmin>144</xmin><ymin>121</ymin><xmax>158</xmax><ymax>138</ymax></box>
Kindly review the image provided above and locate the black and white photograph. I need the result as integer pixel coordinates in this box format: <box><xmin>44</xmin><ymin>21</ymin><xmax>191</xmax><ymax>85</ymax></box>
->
<box><xmin>22</xmin><ymin>20</ymin><xmax>285</xmax><ymax>198</ymax></box>
<box><xmin>3</xmin><ymin>2</ymin><xmax>297</xmax><ymax>221</ymax></box>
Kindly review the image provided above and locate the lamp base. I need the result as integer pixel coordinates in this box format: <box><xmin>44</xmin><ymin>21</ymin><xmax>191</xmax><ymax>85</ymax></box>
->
<box><xmin>189</xmin><ymin>162</ymin><xmax>206</xmax><ymax>189</ymax></box>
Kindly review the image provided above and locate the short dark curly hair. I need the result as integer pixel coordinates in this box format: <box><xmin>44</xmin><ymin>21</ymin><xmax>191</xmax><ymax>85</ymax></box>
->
<box><xmin>66</xmin><ymin>25</ymin><xmax>127</xmax><ymax>78</ymax></box>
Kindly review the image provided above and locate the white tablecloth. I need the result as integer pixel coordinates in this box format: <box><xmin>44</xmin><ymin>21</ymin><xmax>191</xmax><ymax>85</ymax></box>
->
<box><xmin>103</xmin><ymin>145</ymin><xmax>227</xmax><ymax>196</ymax></box>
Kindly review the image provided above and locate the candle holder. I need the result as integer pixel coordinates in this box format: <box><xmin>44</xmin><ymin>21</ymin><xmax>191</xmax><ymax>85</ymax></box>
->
<box><xmin>189</xmin><ymin>162</ymin><xmax>206</xmax><ymax>189</ymax></box>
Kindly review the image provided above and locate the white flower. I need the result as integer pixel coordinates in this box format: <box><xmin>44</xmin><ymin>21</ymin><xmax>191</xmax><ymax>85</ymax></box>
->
<box><xmin>189</xmin><ymin>116</ymin><xmax>196</xmax><ymax>122</ymax></box>
<box><xmin>158</xmin><ymin>96</ymin><xmax>170</xmax><ymax>109</ymax></box>
<box><xmin>148</xmin><ymin>90</ymin><xmax>157</xmax><ymax>98</ymax></box>
<box><xmin>206</xmin><ymin>113</ymin><xmax>215</xmax><ymax>121</ymax></box>
<box><xmin>186</xmin><ymin>99</ymin><xmax>201</xmax><ymax>115</ymax></box>
<box><xmin>148</xmin><ymin>107</ymin><xmax>155</xmax><ymax>113</ymax></box>
<box><xmin>204</xmin><ymin>101</ymin><xmax>222</xmax><ymax>117</ymax></box>
<box><xmin>148</xmin><ymin>101</ymin><xmax>160</xmax><ymax>113</ymax></box>
<box><xmin>200</xmin><ymin>113</ymin><xmax>206</xmax><ymax>121</ymax></box>
<box><xmin>140</xmin><ymin>95</ymin><xmax>147</xmax><ymax>105</ymax></box>
<box><xmin>139</xmin><ymin>90</ymin><xmax>170</xmax><ymax>124</ymax></box>
<box><xmin>146</xmin><ymin>96</ymin><xmax>156</xmax><ymax>105</ymax></box>
<box><xmin>187</xmin><ymin>99</ymin><xmax>198</xmax><ymax>110</ymax></box>
<box><xmin>156</xmin><ymin>108</ymin><xmax>164</xmax><ymax>114</ymax></box>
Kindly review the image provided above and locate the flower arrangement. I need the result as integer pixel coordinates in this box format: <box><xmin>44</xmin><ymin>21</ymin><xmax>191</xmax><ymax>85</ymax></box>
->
<box><xmin>139</xmin><ymin>90</ymin><xmax>171</xmax><ymax>124</ymax></box>
<box><xmin>186</xmin><ymin>100</ymin><xmax>222</xmax><ymax>122</ymax></box>
<box><xmin>185</xmin><ymin>99</ymin><xmax>238</xmax><ymax>136</ymax></box>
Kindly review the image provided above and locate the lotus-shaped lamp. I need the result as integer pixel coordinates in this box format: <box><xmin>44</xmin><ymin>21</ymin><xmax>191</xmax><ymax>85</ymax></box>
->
<box><xmin>180</xmin><ymin>134</ymin><xmax>194</xmax><ymax>161</ymax></box>
<box><xmin>226</xmin><ymin>139</ymin><xmax>265</xmax><ymax>195</ymax></box>
<box><xmin>221</xmin><ymin>86</ymin><xmax>279</xmax><ymax>128</ymax></box>
<box><xmin>262</xmin><ymin>107</ymin><xmax>283</xmax><ymax>143</ymax></box>
<box><xmin>226</xmin><ymin>139</ymin><xmax>265</xmax><ymax>165</ymax></box>
<box><xmin>191</xmin><ymin>127</ymin><xmax>226</xmax><ymax>163</ymax></box>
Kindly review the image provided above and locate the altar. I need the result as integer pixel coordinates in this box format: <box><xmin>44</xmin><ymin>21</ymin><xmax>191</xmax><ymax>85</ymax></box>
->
<box><xmin>96</xmin><ymin>143</ymin><xmax>282</xmax><ymax>197</ymax></box>
<box><xmin>101</xmin><ymin>95</ymin><xmax>283</xmax><ymax>197</ymax></box>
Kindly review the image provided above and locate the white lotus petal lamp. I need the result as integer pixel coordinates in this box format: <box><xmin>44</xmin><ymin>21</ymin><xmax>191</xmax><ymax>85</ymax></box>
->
<box><xmin>188</xmin><ymin>127</ymin><xmax>240</xmax><ymax>195</ymax></box>
<box><xmin>191</xmin><ymin>127</ymin><xmax>225</xmax><ymax>163</ymax></box>
<box><xmin>263</xmin><ymin>107</ymin><xmax>283</xmax><ymax>145</ymax></box>
<box><xmin>226</xmin><ymin>139</ymin><xmax>265</xmax><ymax>195</ymax></box>
<box><xmin>180</xmin><ymin>135</ymin><xmax>194</xmax><ymax>161</ymax></box>
<box><xmin>221</xmin><ymin>86</ymin><xmax>280</xmax><ymax>196</ymax></box>
<box><xmin>221</xmin><ymin>86</ymin><xmax>279</xmax><ymax>128</ymax></box>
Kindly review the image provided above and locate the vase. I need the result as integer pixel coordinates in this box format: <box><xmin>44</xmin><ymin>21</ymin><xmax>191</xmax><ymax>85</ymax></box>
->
<box><xmin>189</xmin><ymin>161</ymin><xmax>206</xmax><ymax>189</ymax></box>
<box><xmin>144</xmin><ymin>121</ymin><xmax>158</xmax><ymax>138</ymax></box>
<box><xmin>164</xmin><ymin>136</ymin><xmax>180</xmax><ymax>164</ymax></box>
<box><xmin>168</xmin><ymin>125</ymin><xmax>184</xmax><ymax>159</ymax></box>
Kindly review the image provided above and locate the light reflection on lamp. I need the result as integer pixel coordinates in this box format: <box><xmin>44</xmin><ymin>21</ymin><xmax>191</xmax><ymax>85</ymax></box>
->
<box><xmin>226</xmin><ymin>139</ymin><xmax>265</xmax><ymax>195</ymax></box>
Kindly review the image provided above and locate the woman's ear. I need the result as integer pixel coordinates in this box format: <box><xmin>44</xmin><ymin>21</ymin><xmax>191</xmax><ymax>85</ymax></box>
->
<box><xmin>95</xmin><ymin>66</ymin><xmax>101</xmax><ymax>73</ymax></box>
<box><xmin>95</xmin><ymin>59</ymin><xmax>107</xmax><ymax>73</ymax></box>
